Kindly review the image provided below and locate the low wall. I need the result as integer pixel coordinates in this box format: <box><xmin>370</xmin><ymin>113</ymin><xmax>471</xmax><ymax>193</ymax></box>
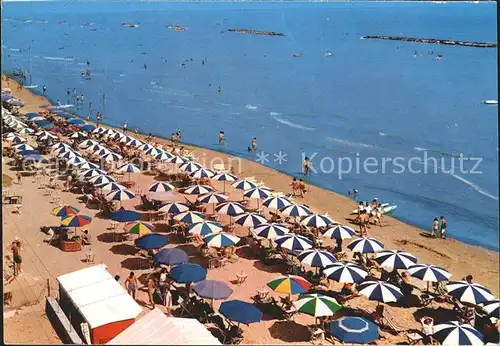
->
<box><xmin>45</xmin><ymin>296</ymin><xmax>83</xmax><ymax>344</ymax></box>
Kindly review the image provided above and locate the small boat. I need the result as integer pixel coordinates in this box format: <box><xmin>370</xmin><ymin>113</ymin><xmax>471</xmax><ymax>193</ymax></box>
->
<box><xmin>292</xmin><ymin>53</ymin><xmax>303</xmax><ymax>58</ymax></box>
<box><xmin>483</xmin><ymin>100</ymin><xmax>498</xmax><ymax>105</ymax></box>
<box><xmin>324</xmin><ymin>50</ymin><xmax>333</xmax><ymax>57</ymax></box>
<box><xmin>350</xmin><ymin>203</ymin><xmax>398</xmax><ymax>215</ymax></box>
<box><xmin>122</xmin><ymin>23</ymin><xmax>139</xmax><ymax>28</ymax></box>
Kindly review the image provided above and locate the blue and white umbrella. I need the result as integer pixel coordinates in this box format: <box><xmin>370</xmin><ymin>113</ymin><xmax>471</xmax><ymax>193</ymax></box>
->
<box><xmin>253</xmin><ymin>223</ymin><xmax>289</xmax><ymax>239</ymax></box>
<box><xmin>52</xmin><ymin>145</ymin><xmax>74</xmax><ymax>155</ymax></box>
<box><xmin>212</xmin><ymin>173</ymin><xmax>237</xmax><ymax>182</ymax></box>
<box><xmin>102</xmin><ymin>152</ymin><xmax>122</xmax><ymax>162</ymax></box>
<box><xmin>106</xmin><ymin>189</ymin><xmax>135</xmax><ymax>201</ymax></box>
<box><xmin>79</xmin><ymin>168</ymin><xmax>106</xmax><ymax>178</ymax></box>
<box><xmin>197</xmin><ymin>192</ymin><xmax>228</xmax><ymax>204</ymax></box>
<box><xmin>347</xmin><ymin>237</ymin><xmax>384</xmax><ymax>254</ymax></box>
<box><xmin>407</xmin><ymin>264</ymin><xmax>451</xmax><ymax>282</ymax></box>
<box><xmin>144</xmin><ymin>147</ymin><xmax>161</xmax><ymax>156</ymax></box>
<box><xmin>118</xmin><ymin>163</ymin><xmax>141</xmax><ymax>173</ymax></box>
<box><xmin>119</xmin><ymin>135</ymin><xmax>133</xmax><ymax>143</ymax></box>
<box><xmin>179</xmin><ymin>161</ymin><xmax>203</xmax><ymax>173</ymax></box>
<box><xmin>66</xmin><ymin>156</ymin><xmax>88</xmax><ymax>166</ymax></box>
<box><xmin>18</xmin><ymin>127</ymin><xmax>34</xmax><ymax>135</ymax></box>
<box><xmin>97</xmin><ymin>182</ymin><xmax>127</xmax><ymax>191</ymax></box>
<box><xmin>79</xmin><ymin>139</ymin><xmax>99</xmax><ymax>149</ymax></box>
<box><xmin>67</xmin><ymin>118</ymin><xmax>85</xmax><ymax>125</ymax></box>
<box><xmin>263</xmin><ymin>196</ymin><xmax>292</xmax><ymax>210</ymax></box>
<box><xmin>125</xmin><ymin>138</ymin><xmax>143</xmax><ymax>147</ymax></box>
<box><xmin>14</xmin><ymin>143</ymin><xmax>34</xmax><ymax>151</ymax></box>
<box><xmin>274</xmin><ymin>233</ymin><xmax>313</xmax><ymax>251</ymax></box>
<box><xmin>190</xmin><ymin>168</ymin><xmax>216</xmax><ymax>179</ymax></box>
<box><xmin>87</xmin><ymin>143</ymin><xmax>106</xmax><ymax>153</ymax></box>
<box><xmin>203</xmin><ymin>232</ymin><xmax>240</xmax><ymax>248</ymax></box>
<box><xmin>75</xmin><ymin>161</ymin><xmax>100</xmax><ymax>170</ymax></box>
<box><xmin>149</xmin><ymin>182</ymin><xmax>175</xmax><ymax>193</ymax></box>
<box><xmin>329</xmin><ymin>317</ymin><xmax>379</xmax><ymax>344</ymax></box>
<box><xmin>357</xmin><ymin>280</ymin><xmax>403</xmax><ymax>303</ymax></box>
<box><xmin>301</xmin><ymin>214</ymin><xmax>335</xmax><ymax>228</ymax></box>
<box><xmin>5</xmin><ymin>134</ymin><xmax>26</xmax><ymax>143</ymax></box>
<box><xmin>92</xmin><ymin>127</ymin><xmax>106</xmax><ymax>134</ymax></box>
<box><xmin>59</xmin><ymin>150</ymin><xmax>80</xmax><ymax>160</ymax></box>
<box><xmin>323</xmin><ymin>225</ymin><xmax>357</xmax><ymax>240</ymax></box>
<box><xmin>155</xmin><ymin>151</ymin><xmax>174</xmax><ymax>161</ymax></box>
<box><xmin>433</xmin><ymin>321</ymin><xmax>483</xmax><ymax>346</ymax></box>
<box><xmin>183</xmin><ymin>184</ymin><xmax>214</xmax><ymax>195</ymax></box>
<box><xmin>188</xmin><ymin>221</ymin><xmax>222</xmax><ymax>236</ymax></box>
<box><xmin>159</xmin><ymin>202</ymin><xmax>189</xmax><ymax>215</ymax></box>
<box><xmin>232</xmin><ymin>179</ymin><xmax>257</xmax><ymax>191</ymax></box>
<box><xmin>446</xmin><ymin>281</ymin><xmax>495</xmax><ymax>305</ymax></box>
<box><xmin>480</xmin><ymin>300</ymin><xmax>499</xmax><ymax>318</ymax></box>
<box><xmin>167</xmin><ymin>155</ymin><xmax>187</xmax><ymax>165</ymax></box>
<box><xmin>280</xmin><ymin>204</ymin><xmax>312</xmax><ymax>217</ymax></box>
<box><xmin>174</xmin><ymin>211</ymin><xmax>205</xmax><ymax>224</ymax></box>
<box><xmin>88</xmin><ymin>174</ymin><xmax>115</xmax><ymax>185</ymax></box>
<box><xmin>215</xmin><ymin>202</ymin><xmax>246</xmax><ymax>216</ymax></box>
<box><xmin>298</xmin><ymin>249</ymin><xmax>337</xmax><ymax>268</ymax></box>
<box><xmin>69</xmin><ymin>131</ymin><xmax>87</xmax><ymax>140</ymax></box>
<box><xmin>110</xmin><ymin>131</ymin><xmax>126</xmax><ymax>140</ymax></box>
<box><xmin>95</xmin><ymin>147</ymin><xmax>112</xmax><ymax>157</ymax></box>
<box><xmin>244</xmin><ymin>187</ymin><xmax>272</xmax><ymax>200</ymax></box>
<box><xmin>102</xmin><ymin>128</ymin><xmax>117</xmax><ymax>137</ymax></box>
<box><xmin>138</xmin><ymin>143</ymin><xmax>153</xmax><ymax>151</ymax></box>
<box><xmin>323</xmin><ymin>262</ymin><xmax>368</xmax><ymax>283</ymax></box>
<box><xmin>374</xmin><ymin>250</ymin><xmax>417</xmax><ymax>270</ymax></box>
<box><xmin>234</xmin><ymin>212</ymin><xmax>267</xmax><ymax>228</ymax></box>
<box><xmin>36</xmin><ymin>131</ymin><xmax>56</xmax><ymax>141</ymax></box>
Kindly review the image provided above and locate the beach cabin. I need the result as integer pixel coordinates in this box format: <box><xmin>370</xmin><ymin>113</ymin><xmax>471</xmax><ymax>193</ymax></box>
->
<box><xmin>107</xmin><ymin>307</ymin><xmax>221</xmax><ymax>345</ymax></box>
<box><xmin>57</xmin><ymin>264</ymin><xmax>143</xmax><ymax>344</ymax></box>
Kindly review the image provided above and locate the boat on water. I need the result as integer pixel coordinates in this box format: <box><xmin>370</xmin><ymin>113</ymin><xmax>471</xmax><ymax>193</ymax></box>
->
<box><xmin>122</xmin><ymin>23</ymin><xmax>139</xmax><ymax>28</ymax></box>
<box><xmin>324</xmin><ymin>50</ymin><xmax>333</xmax><ymax>57</ymax></box>
<box><xmin>483</xmin><ymin>100</ymin><xmax>498</xmax><ymax>105</ymax></box>
<box><xmin>350</xmin><ymin>203</ymin><xmax>398</xmax><ymax>215</ymax></box>
<box><xmin>24</xmin><ymin>47</ymin><xmax>38</xmax><ymax>90</ymax></box>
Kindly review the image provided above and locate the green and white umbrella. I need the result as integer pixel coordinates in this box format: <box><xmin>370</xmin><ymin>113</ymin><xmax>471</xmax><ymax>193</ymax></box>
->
<box><xmin>293</xmin><ymin>293</ymin><xmax>342</xmax><ymax>317</ymax></box>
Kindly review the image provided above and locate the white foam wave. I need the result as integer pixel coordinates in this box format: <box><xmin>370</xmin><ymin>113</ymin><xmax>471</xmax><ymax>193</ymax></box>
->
<box><xmin>245</xmin><ymin>104</ymin><xmax>258</xmax><ymax>110</ymax></box>
<box><xmin>378</xmin><ymin>131</ymin><xmax>389</xmax><ymax>137</ymax></box>
<box><xmin>44</xmin><ymin>56</ymin><xmax>75</xmax><ymax>61</ymax></box>
<box><xmin>414</xmin><ymin>147</ymin><xmax>429</xmax><ymax>152</ymax></box>
<box><xmin>269</xmin><ymin>112</ymin><xmax>281</xmax><ymax>116</ymax></box>
<box><xmin>451</xmin><ymin>174</ymin><xmax>498</xmax><ymax>201</ymax></box>
<box><xmin>273</xmin><ymin>115</ymin><xmax>315</xmax><ymax>131</ymax></box>
<box><xmin>8</xmin><ymin>48</ymin><xmax>21</xmax><ymax>52</ymax></box>
<box><xmin>327</xmin><ymin>136</ymin><xmax>373</xmax><ymax>148</ymax></box>
<box><xmin>119</xmin><ymin>73</ymin><xmax>127</xmax><ymax>77</ymax></box>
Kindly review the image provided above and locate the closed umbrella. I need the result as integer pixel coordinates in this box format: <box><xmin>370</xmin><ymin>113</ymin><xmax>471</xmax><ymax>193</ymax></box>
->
<box><xmin>170</xmin><ymin>263</ymin><xmax>207</xmax><ymax>283</ymax></box>
<box><xmin>194</xmin><ymin>280</ymin><xmax>233</xmax><ymax>300</ymax></box>
<box><xmin>357</xmin><ymin>280</ymin><xmax>403</xmax><ymax>304</ymax></box>
<box><xmin>154</xmin><ymin>248</ymin><xmax>188</xmax><ymax>266</ymax></box>
<box><xmin>274</xmin><ymin>233</ymin><xmax>313</xmax><ymax>251</ymax></box>
<box><xmin>280</xmin><ymin>204</ymin><xmax>312</xmax><ymax>217</ymax></box>
<box><xmin>347</xmin><ymin>237</ymin><xmax>384</xmax><ymax>254</ymax></box>
<box><xmin>323</xmin><ymin>262</ymin><xmax>368</xmax><ymax>283</ymax></box>
<box><xmin>174</xmin><ymin>211</ymin><xmax>205</xmax><ymax>224</ymax></box>
<box><xmin>329</xmin><ymin>317</ymin><xmax>379</xmax><ymax>344</ymax></box>
<box><xmin>433</xmin><ymin>321</ymin><xmax>483</xmax><ymax>346</ymax></box>
<box><xmin>293</xmin><ymin>294</ymin><xmax>342</xmax><ymax>318</ymax></box>
<box><xmin>219</xmin><ymin>300</ymin><xmax>262</xmax><ymax>325</ymax></box>
<box><xmin>298</xmin><ymin>249</ymin><xmax>336</xmax><ymax>268</ymax></box>
<box><xmin>446</xmin><ymin>281</ymin><xmax>494</xmax><ymax>305</ymax></box>
<box><xmin>374</xmin><ymin>250</ymin><xmax>417</xmax><ymax>270</ymax></box>
<box><xmin>134</xmin><ymin>233</ymin><xmax>169</xmax><ymax>250</ymax></box>
<box><xmin>149</xmin><ymin>182</ymin><xmax>175</xmax><ymax>193</ymax></box>
<box><xmin>234</xmin><ymin>212</ymin><xmax>267</xmax><ymax>228</ymax></box>
<box><xmin>263</xmin><ymin>196</ymin><xmax>292</xmax><ymax>210</ymax></box>
<box><xmin>252</xmin><ymin>223</ymin><xmax>289</xmax><ymax>239</ymax></box>
<box><xmin>159</xmin><ymin>202</ymin><xmax>189</xmax><ymax>215</ymax></box>
<box><xmin>188</xmin><ymin>221</ymin><xmax>222</xmax><ymax>236</ymax></box>
<box><xmin>203</xmin><ymin>232</ymin><xmax>240</xmax><ymax>248</ymax></box>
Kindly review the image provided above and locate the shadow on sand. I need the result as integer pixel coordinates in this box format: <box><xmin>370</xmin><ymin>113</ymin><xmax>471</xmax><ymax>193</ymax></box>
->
<box><xmin>109</xmin><ymin>243</ymin><xmax>138</xmax><ymax>256</ymax></box>
<box><xmin>268</xmin><ymin>321</ymin><xmax>310</xmax><ymax>343</ymax></box>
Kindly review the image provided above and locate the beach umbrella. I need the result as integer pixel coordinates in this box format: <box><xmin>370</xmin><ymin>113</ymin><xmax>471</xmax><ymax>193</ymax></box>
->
<box><xmin>92</xmin><ymin>127</ymin><xmax>106</xmax><ymax>134</ymax></box>
<box><xmin>329</xmin><ymin>317</ymin><xmax>379</xmax><ymax>344</ymax></box>
<box><xmin>59</xmin><ymin>150</ymin><xmax>80</xmax><ymax>160</ymax></box>
<box><xmin>179</xmin><ymin>161</ymin><xmax>202</xmax><ymax>173</ymax></box>
<box><xmin>232</xmin><ymin>179</ymin><xmax>257</xmax><ymax>191</ymax></box>
<box><xmin>56</xmin><ymin>112</ymin><xmax>73</xmax><ymax>119</ymax></box>
<box><xmin>51</xmin><ymin>205</ymin><xmax>80</xmax><ymax>217</ymax></box>
<box><xmin>66</xmin><ymin>156</ymin><xmax>87</xmax><ymax>166</ymax></box>
<box><xmin>23</xmin><ymin>154</ymin><xmax>44</xmax><ymax>162</ymax></box>
<box><xmin>126</xmin><ymin>138</ymin><xmax>143</xmax><ymax>147</ymax></box>
<box><xmin>102</xmin><ymin>152</ymin><xmax>122</xmax><ymax>162</ymax></box>
<box><xmin>138</xmin><ymin>143</ymin><xmax>153</xmax><ymax>151</ymax></box>
<box><xmin>144</xmin><ymin>147</ymin><xmax>160</xmax><ymax>156</ymax></box>
<box><xmin>267</xmin><ymin>275</ymin><xmax>312</xmax><ymax>295</ymax></box>
<box><xmin>52</xmin><ymin>145</ymin><xmax>72</xmax><ymax>154</ymax></box>
<box><xmin>323</xmin><ymin>225</ymin><xmax>357</xmax><ymax>240</ymax></box>
<box><xmin>170</xmin><ymin>263</ymin><xmax>207</xmax><ymax>284</ymax></box>
<box><xmin>252</xmin><ymin>223</ymin><xmax>289</xmax><ymax>239</ymax></box>
<box><xmin>69</xmin><ymin>131</ymin><xmax>87</xmax><ymax>140</ymax></box>
<box><xmin>5</xmin><ymin>134</ymin><xmax>26</xmax><ymax>143</ymax></box>
<box><xmin>193</xmin><ymin>280</ymin><xmax>233</xmax><ymax>300</ymax></box>
<box><xmin>75</xmin><ymin>161</ymin><xmax>100</xmax><ymax>170</ymax></box>
<box><xmin>102</xmin><ymin>128</ymin><xmax>117</xmax><ymax>137</ymax></box>
<box><xmin>174</xmin><ymin>211</ymin><xmax>205</xmax><ymax>224</ymax></box>
<box><xmin>446</xmin><ymin>281</ymin><xmax>494</xmax><ymax>305</ymax></box>
<box><xmin>155</xmin><ymin>151</ymin><xmax>174</xmax><ymax>161</ymax></box>
<box><xmin>88</xmin><ymin>174</ymin><xmax>115</xmax><ymax>185</ymax></box>
<box><xmin>480</xmin><ymin>300</ymin><xmax>499</xmax><ymax>318</ymax></box>
<box><xmin>297</xmin><ymin>249</ymin><xmax>337</xmax><ymax>268</ymax></box>
<box><xmin>110</xmin><ymin>210</ymin><xmax>141</xmax><ymax>222</ymax></box>
<box><xmin>407</xmin><ymin>264</ymin><xmax>452</xmax><ymax>284</ymax></box>
<box><xmin>243</xmin><ymin>187</ymin><xmax>271</xmax><ymax>200</ymax></box>
<box><xmin>159</xmin><ymin>202</ymin><xmax>189</xmax><ymax>215</ymax></box>
<box><xmin>433</xmin><ymin>321</ymin><xmax>483</xmax><ymax>346</ymax></box>
<box><xmin>301</xmin><ymin>214</ymin><xmax>335</xmax><ymax>228</ymax></box>
<box><xmin>183</xmin><ymin>184</ymin><xmax>214</xmax><ymax>195</ymax></box>
<box><xmin>263</xmin><ymin>196</ymin><xmax>292</xmax><ymax>210</ymax></box>
<box><xmin>347</xmin><ymin>237</ymin><xmax>384</xmax><ymax>254</ymax></box>
<box><xmin>110</xmin><ymin>131</ymin><xmax>126</xmax><ymax>140</ymax></box>
<box><xmin>190</xmin><ymin>168</ymin><xmax>216</xmax><ymax>179</ymax></box>
<box><xmin>35</xmin><ymin>130</ymin><xmax>56</xmax><ymax>139</ymax></box>
<box><xmin>149</xmin><ymin>182</ymin><xmax>175</xmax><ymax>193</ymax></box>
<box><xmin>97</xmin><ymin>182</ymin><xmax>126</xmax><ymax>191</ymax></box>
<box><xmin>95</xmin><ymin>148</ymin><xmax>112</xmax><ymax>157</ymax></box>
<box><xmin>34</xmin><ymin>120</ymin><xmax>54</xmax><ymax>130</ymax></box>
<box><xmin>78</xmin><ymin>124</ymin><xmax>97</xmax><ymax>132</ymax></box>
<box><xmin>87</xmin><ymin>143</ymin><xmax>106</xmax><ymax>153</ymax></box>
<box><xmin>14</xmin><ymin>143</ymin><xmax>34</xmax><ymax>151</ymax></box>
<box><xmin>274</xmin><ymin>233</ymin><xmax>313</xmax><ymax>251</ymax></box>
<box><xmin>60</xmin><ymin>214</ymin><xmax>92</xmax><ymax>228</ymax></box>
<box><xmin>197</xmin><ymin>192</ymin><xmax>228</xmax><ymax>205</ymax></box>
<box><xmin>233</xmin><ymin>212</ymin><xmax>267</xmax><ymax>228</ymax></box>
<box><xmin>188</xmin><ymin>221</ymin><xmax>222</xmax><ymax>236</ymax></box>
<box><xmin>78</xmin><ymin>139</ymin><xmax>99</xmax><ymax>149</ymax></box>
<box><xmin>219</xmin><ymin>300</ymin><xmax>262</xmax><ymax>325</ymax></box>
<box><xmin>357</xmin><ymin>280</ymin><xmax>403</xmax><ymax>304</ymax></box>
<box><xmin>203</xmin><ymin>232</ymin><xmax>240</xmax><ymax>248</ymax></box>
<box><xmin>293</xmin><ymin>294</ymin><xmax>342</xmax><ymax>317</ymax></box>
<box><xmin>67</xmin><ymin>118</ymin><xmax>85</xmax><ymax>125</ymax></box>
<box><xmin>280</xmin><ymin>204</ymin><xmax>312</xmax><ymax>217</ymax></box>
<box><xmin>125</xmin><ymin>221</ymin><xmax>154</xmax><ymax>236</ymax></box>
<box><xmin>215</xmin><ymin>201</ymin><xmax>245</xmax><ymax>216</ymax></box>
<box><xmin>212</xmin><ymin>172</ymin><xmax>237</xmax><ymax>192</ymax></box>
<box><xmin>17</xmin><ymin>150</ymin><xmax>38</xmax><ymax>157</ymax></box>
<box><xmin>23</xmin><ymin>112</ymin><xmax>40</xmax><ymax>120</ymax></box>
<box><xmin>106</xmin><ymin>189</ymin><xmax>135</xmax><ymax>202</ymax></box>
<box><xmin>135</xmin><ymin>233</ymin><xmax>169</xmax><ymax>250</ymax></box>
<box><xmin>79</xmin><ymin>168</ymin><xmax>106</xmax><ymax>179</ymax></box>
<box><xmin>5</xmin><ymin>98</ymin><xmax>24</xmax><ymax>106</ymax></box>
<box><xmin>154</xmin><ymin>248</ymin><xmax>188</xmax><ymax>266</ymax></box>
<box><xmin>374</xmin><ymin>250</ymin><xmax>418</xmax><ymax>270</ymax></box>
<box><xmin>118</xmin><ymin>135</ymin><xmax>133</xmax><ymax>143</ymax></box>
<box><xmin>323</xmin><ymin>262</ymin><xmax>368</xmax><ymax>283</ymax></box>
<box><xmin>19</xmin><ymin>128</ymin><xmax>34</xmax><ymax>136</ymax></box>
<box><xmin>167</xmin><ymin>155</ymin><xmax>187</xmax><ymax>165</ymax></box>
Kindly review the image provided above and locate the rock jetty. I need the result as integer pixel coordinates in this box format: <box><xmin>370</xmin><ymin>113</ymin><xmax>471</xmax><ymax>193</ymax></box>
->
<box><xmin>361</xmin><ymin>35</ymin><xmax>497</xmax><ymax>48</ymax></box>
<box><xmin>227</xmin><ymin>29</ymin><xmax>285</xmax><ymax>37</ymax></box>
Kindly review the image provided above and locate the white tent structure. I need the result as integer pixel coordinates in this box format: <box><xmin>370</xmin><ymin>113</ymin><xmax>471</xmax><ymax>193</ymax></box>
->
<box><xmin>57</xmin><ymin>264</ymin><xmax>142</xmax><ymax>344</ymax></box>
<box><xmin>107</xmin><ymin>308</ymin><xmax>221</xmax><ymax>345</ymax></box>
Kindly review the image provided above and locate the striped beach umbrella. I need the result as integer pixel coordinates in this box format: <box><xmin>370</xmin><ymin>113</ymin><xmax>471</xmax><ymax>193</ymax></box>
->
<box><xmin>212</xmin><ymin>173</ymin><xmax>237</xmax><ymax>192</ymax></box>
<box><xmin>267</xmin><ymin>275</ymin><xmax>312</xmax><ymax>295</ymax></box>
<box><xmin>138</xmin><ymin>143</ymin><xmax>153</xmax><ymax>151</ymax></box>
<box><xmin>51</xmin><ymin>142</ymin><xmax>71</xmax><ymax>151</ymax></box>
<box><xmin>280</xmin><ymin>204</ymin><xmax>312</xmax><ymax>217</ymax></box>
<box><xmin>233</xmin><ymin>212</ymin><xmax>267</xmax><ymax>228</ymax></box>
<box><xmin>183</xmin><ymin>184</ymin><xmax>214</xmax><ymax>195</ymax></box>
<box><xmin>19</xmin><ymin>127</ymin><xmax>34</xmax><ymax>135</ymax></box>
<box><xmin>95</xmin><ymin>147</ymin><xmax>112</xmax><ymax>157</ymax></box>
<box><xmin>446</xmin><ymin>281</ymin><xmax>494</xmax><ymax>305</ymax></box>
<box><xmin>102</xmin><ymin>152</ymin><xmax>122</xmax><ymax>162</ymax></box>
<box><xmin>215</xmin><ymin>202</ymin><xmax>245</xmax><ymax>216</ymax></box>
<box><xmin>323</xmin><ymin>225</ymin><xmax>357</xmax><ymax>240</ymax></box>
<box><xmin>125</xmin><ymin>138</ymin><xmax>143</xmax><ymax>147</ymax></box>
<box><xmin>253</xmin><ymin>223</ymin><xmax>289</xmax><ymax>239</ymax></box>
<box><xmin>357</xmin><ymin>281</ymin><xmax>403</xmax><ymax>303</ymax></box>
<box><xmin>75</xmin><ymin>161</ymin><xmax>100</xmax><ymax>170</ymax></box>
<box><xmin>347</xmin><ymin>237</ymin><xmax>384</xmax><ymax>254</ymax></box>
<box><xmin>159</xmin><ymin>202</ymin><xmax>189</xmax><ymax>215</ymax></box>
<box><xmin>125</xmin><ymin>222</ymin><xmax>154</xmax><ymax>235</ymax></box>
<box><xmin>119</xmin><ymin>163</ymin><xmax>141</xmax><ymax>181</ymax></box>
<box><xmin>92</xmin><ymin>127</ymin><xmax>106</xmax><ymax>134</ymax></box>
<box><xmin>60</xmin><ymin>214</ymin><xmax>92</xmax><ymax>227</ymax></box>
<box><xmin>174</xmin><ymin>211</ymin><xmax>205</xmax><ymax>224</ymax></box>
<box><xmin>36</xmin><ymin>131</ymin><xmax>56</xmax><ymax>140</ymax></box>
<box><xmin>109</xmin><ymin>131</ymin><xmax>125</xmax><ymax>140</ymax></box>
<box><xmin>298</xmin><ymin>249</ymin><xmax>337</xmax><ymax>268</ymax></box>
<box><xmin>106</xmin><ymin>189</ymin><xmax>135</xmax><ymax>201</ymax></box>
<box><xmin>244</xmin><ymin>187</ymin><xmax>272</xmax><ymax>200</ymax></box>
<box><xmin>480</xmin><ymin>300</ymin><xmax>499</xmax><ymax>318</ymax></box>
<box><xmin>188</xmin><ymin>221</ymin><xmax>222</xmax><ymax>236</ymax></box>
<box><xmin>78</xmin><ymin>139</ymin><xmax>99</xmax><ymax>149</ymax></box>
<box><xmin>66</xmin><ymin>156</ymin><xmax>88</xmax><ymax>166</ymax></box>
<box><xmin>149</xmin><ymin>182</ymin><xmax>175</xmax><ymax>193</ymax></box>
<box><xmin>433</xmin><ymin>321</ymin><xmax>483</xmax><ymax>346</ymax></box>
<box><xmin>274</xmin><ymin>233</ymin><xmax>313</xmax><ymax>251</ymax></box>
<box><xmin>167</xmin><ymin>155</ymin><xmax>187</xmax><ymax>165</ymax></box>
<box><xmin>374</xmin><ymin>250</ymin><xmax>418</xmax><ymax>270</ymax></box>
<box><xmin>69</xmin><ymin>131</ymin><xmax>87</xmax><ymax>140</ymax></box>
<box><xmin>59</xmin><ymin>150</ymin><xmax>80</xmax><ymax>160</ymax></box>
<box><xmin>118</xmin><ymin>135</ymin><xmax>133</xmax><ymax>143</ymax></box>
<box><xmin>13</xmin><ymin>143</ymin><xmax>34</xmax><ymax>151</ymax></box>
<box><xmin>88</xmin><ymin>174</ymin><xmax>115</xmax><ymax>185</ymax></box>
<box><xmin>5</xmin><ymin>134</ymin><xmax>26</xmax><ymax>143</ymax></box>
<box><xmin>102</xmin><ymin>128</ymin><xmax>117</xmax><ymax>137</ymax></box>
<box><xmin>87</xmin><ymin>143</ymin><xmax>106</xmax><ymax>153</ymax></box>
<box><xmin>407</xmin><ymin>264</ymin><xmax>451</xmax><ymax>283</ymax></box>
<box><xmin>198</xmin><ymin>192</ymin><xmax>228</xmax><ymax>205</ymax></box>
<box><xmin>323</xmin><ymin>262</ymin><xmax>368</xmax><ymax>283</ymax></box>
<box><xmin>293</xmin><ymin>294</ymin><xmax>342</xmax><ymax>317</ymax></box>
<box><xmin>144</xmin><ymin>147</ymin><xmax>161</xmax><ymax>157</ymax></box>
<box><xmin>203</xmin><ymin>232</ymin><xmax>240</xmax><ymax>248</ymax></box>
<box><xmin>51</xmin><ymin>205</ymin><xmax>80</xmax><ymax>217</ymax></box>
<box><xmin>263</xmin><ymin>196</ymin><xmax>292</xmax><ymax>210</ymax></box>
<box><xmin>155</xmin><ymin>151</ymin><xmax>174</xmax><ymax>161</ymax></box>
<box><xmin>79</xmin><ymin>168</ymin><xmax>106</xmax><ymax>178</ymax></box>
<box><xmin>190</xmin><ymin>168</ymin><xmax>216</xmax><ymax>179</ymax></box>
<box><xmin>180</xmin><ymin>161</ymin><xmax>202</xmax><ymax>173</ymax></box>
<box><xmin>97</xmin><ymin>182</ymin><xmax>127</xmax><ymax>191</ymax></box>
<box><xmin>232</xmin><ymin>179</ymin><xmax>257</xmax><ymax>191</ymax></box>
<box><xmin>301</xmin><ymin>214</ymin><xmax>335</xmax><ymax>228</ymax></box>
<box><xmin>52</xmin><ymin>145</ymin><xmax>72</xmax><ymax>155</ymax></box>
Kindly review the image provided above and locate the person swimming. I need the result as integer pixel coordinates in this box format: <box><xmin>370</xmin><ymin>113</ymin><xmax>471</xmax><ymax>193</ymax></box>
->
<box><xmin>218</xmin><ymin>131</ymin><xmax>225</xmax><ymax>145</ymax></box>
<box><xmin>217</xmin><ymin>86</ymin><xmax>222</xmax><ymax>95</ymax></box>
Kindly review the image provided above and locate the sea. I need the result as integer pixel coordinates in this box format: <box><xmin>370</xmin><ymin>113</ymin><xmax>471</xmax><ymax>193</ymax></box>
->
<box><xmin>2</xmin><ymin>1</ymin><xmax>498</xmax><ymax>251</ymax></box>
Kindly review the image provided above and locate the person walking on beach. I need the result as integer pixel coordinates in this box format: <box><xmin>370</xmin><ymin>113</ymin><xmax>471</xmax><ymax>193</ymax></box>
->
<box><xmin>355</xmin><ymin>210</ymin><xmax>369</xmax><ymax>236</ymax></box>
<box><xmin>125</xmin><ymin>271</ymin><xmax>138</xmax><ymax>299</ymax></box>
<box><xmin>431</xmin><ymin>218</ymin><xmax>439</xmax><ymax>237</ymax></box>
<box><xmin>147</xmin><ymin>277</ymin><xmax>156</xmax><ymax>309</ymax></box>
<box><xmin>123</xmin><ymin>122</ymin><xmax>128</xmax><ymax>133</ymax></box>
<box><xmin>218</xmin><ymin>131</ymin><xmax>225</xmax><ymax>145</ymax></box>
<box><xmin>16</xmin><ymin>171</ymin><xmax>22</xmax><ymax>184</ymax></box>
<box><xmin>302</xmin><ymin>157</ymin><xmax>311</xmax><ymax>176</ymax></box>
<box><xmin>439</xmin><ymin>216</ymin><xmax>447</xmax><ymax>239</ymax></box>
<box><xmin>11</xmin><ymin>239</ymin><xmax>22</xmax><ymax>276</ymax></box>
<box><xmin>176</xmin><ymin>130</ymin><xmax>182</xmax><ymax>142</ymax></box>
<box><xmin>290</xmin><ymin>177</ymin><xmax>298</xmax><ymax>197</ymax></box>
<box><xmin>298</xmin><ymin>178</ymin><xmax>306</xmax><ymax>198</ymax></box>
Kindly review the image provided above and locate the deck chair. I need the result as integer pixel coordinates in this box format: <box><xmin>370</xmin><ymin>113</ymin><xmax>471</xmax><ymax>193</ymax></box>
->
<box><xmin>3</xmin><ymin>291</ymin><xmax>13</xmax><ymax>306</ymax></box>
<box><xmin>177</xmin><ymin>296</ymin><xmax>193</xmax><ymax>317</ymax></box>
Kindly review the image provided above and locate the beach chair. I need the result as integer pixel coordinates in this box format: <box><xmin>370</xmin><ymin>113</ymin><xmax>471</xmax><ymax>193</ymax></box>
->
<box><xmin>3</xmin><ymin>291</ymin><xmax>13</xmax><ymax>306</ymax></box>
<box><xmin>308</xmin><ymin>326</ymin><xmax>325</xmax><ymax>345</ymax></box>
<box><xmin>177</xmin><ymin>296</ymin><xmax>193</xmax><ymax>317</ymax></box>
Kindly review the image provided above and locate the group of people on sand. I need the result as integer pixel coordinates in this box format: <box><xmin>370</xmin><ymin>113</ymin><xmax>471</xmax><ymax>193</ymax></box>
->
<box><xmin>354</xmin><ymin>199</ymin><xmax>384</xmax><ymax>236</ymax></box>
<box><xmin>124</xmin><ymin>269</ymin><xmax>173</xmax><ymax>312</ymax></box>
<box><xmin>290</xmin><ymin>177</ymin><xmax>306</xmax><ymax>198</ymax></box>
<box><xmin>431</xmin><ymin>216</ymin><xmax>447</xmax><ymax>239</ymax></box>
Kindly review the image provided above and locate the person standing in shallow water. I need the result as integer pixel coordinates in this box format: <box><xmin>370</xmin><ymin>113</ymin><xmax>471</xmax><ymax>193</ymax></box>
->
<box><xmin>218</xmin><ymin>131</ymin><xmax>225</xmax><ymax>145</ymax></box>
<box><xmin>439</xmin><ymin>216</ymin><xmax>447</xmax><ymax>239</ymax></box>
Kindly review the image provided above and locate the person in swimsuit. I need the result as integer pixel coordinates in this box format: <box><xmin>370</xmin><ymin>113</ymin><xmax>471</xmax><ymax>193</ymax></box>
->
<box><xmin>431</xmin><ymin>218</ymin><xmax>439</xmax><ymax>237</ymax></box>
<box><xmin>147</xmin><ymin>277</ymin><xmax>156</xmax><ymax>309</ymax></box>
<box><xmin>356</xmin><ymin>210</ymin><xmax>369</xmax><ymax>236</ymax></box>
<box><xmin>251</xmin><ymin>137</ymin><xmax>257</xmax><ymax>151</ymax></box>
<box><xmin>290</xmin><ymin>177</ymin><xmax>298</xmax><ymax>197</ymax></box>
<box><xmin>298</xmin><ymin>179</ymin><xmax>306</xmax><ymax>198</ymax></box>
<box><xmin>125</xmin><ymin>271</ymin><xmax>138</xmax><ymax>299</ymax></box>
<box><xmin>218</xmin><ymin>131</ymin><xmax>225</xmax><ymax>145</ymax></box>
<box><xmin>439</xmin><ymin>216</ymin><xmax>447</xmax><ymax>239</ymax></box>
<box><xmin>11</xmin><ymin>240</ymin><xmax>22</xmax><ymax>275</ymax></box>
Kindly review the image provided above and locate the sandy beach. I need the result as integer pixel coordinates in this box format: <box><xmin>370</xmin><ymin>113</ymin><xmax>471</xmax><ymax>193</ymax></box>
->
<box><xmin>2</xmin><ymin>79</ymin><xmax>499</xmax><ymax>344</ymax></box>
